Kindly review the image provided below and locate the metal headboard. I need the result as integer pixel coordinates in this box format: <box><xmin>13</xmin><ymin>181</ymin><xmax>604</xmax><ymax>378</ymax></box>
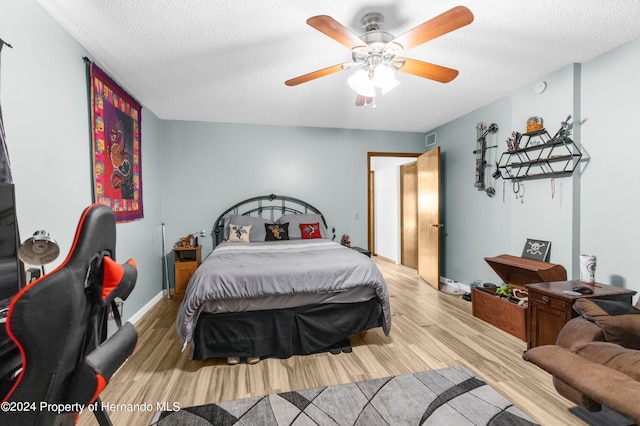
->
<box><xmin>213</xmin><ymin>194</ymin><xmax>328</xmax><ymax>246</ymax></box>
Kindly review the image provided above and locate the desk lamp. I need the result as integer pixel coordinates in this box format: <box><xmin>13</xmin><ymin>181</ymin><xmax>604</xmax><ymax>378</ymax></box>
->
<box><xmin>18</xmin><ymin>230</ymin><xmax>60</xmax><ymax>277</ymax></box>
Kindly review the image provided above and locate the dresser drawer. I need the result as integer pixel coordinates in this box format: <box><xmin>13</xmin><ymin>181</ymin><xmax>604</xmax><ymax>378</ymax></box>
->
<box><xmin>529</xmin><ymin>290</ymin><xmax>570</xmax><ymax>311</ymax></box>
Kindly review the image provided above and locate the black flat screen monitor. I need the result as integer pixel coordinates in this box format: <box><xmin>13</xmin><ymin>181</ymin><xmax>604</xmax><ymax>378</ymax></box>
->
<box><xmin>0</xmin><ymin>183</ymin><xmax>25</xmax><ymax>302</ymax></box>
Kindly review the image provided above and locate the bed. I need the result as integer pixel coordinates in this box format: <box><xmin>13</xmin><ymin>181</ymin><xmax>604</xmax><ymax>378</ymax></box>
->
<box><xmin>176</xmin><ymin>194</ymin><xmax>391</xmax><ymax>360</ymax></box>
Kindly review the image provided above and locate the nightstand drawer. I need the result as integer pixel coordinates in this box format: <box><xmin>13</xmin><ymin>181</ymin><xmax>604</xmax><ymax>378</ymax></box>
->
<box><xmin>529</xmin><ymin>291</ymin><xmax>570</xmax><ymax>311</ymax></box>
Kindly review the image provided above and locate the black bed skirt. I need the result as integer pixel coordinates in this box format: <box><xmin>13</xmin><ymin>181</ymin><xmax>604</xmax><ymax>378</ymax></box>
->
<box><xmin>192</xmin><ymin>299</ymin><xmax>383</xmax><ymax>360</ymax></box>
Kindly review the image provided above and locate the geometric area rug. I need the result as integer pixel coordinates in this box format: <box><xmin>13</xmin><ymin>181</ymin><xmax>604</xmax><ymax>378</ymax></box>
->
<box><xmin>150</xmin><ymin>365</ymin><xmax>539</xmax><ymax>425</ymax></box>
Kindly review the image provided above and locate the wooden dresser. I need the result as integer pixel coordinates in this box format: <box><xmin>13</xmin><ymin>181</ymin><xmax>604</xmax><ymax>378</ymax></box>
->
<box><xmin>526</xmin><ymin>280</ymin><xmax>636</xmax><ymax>349</ymax></box>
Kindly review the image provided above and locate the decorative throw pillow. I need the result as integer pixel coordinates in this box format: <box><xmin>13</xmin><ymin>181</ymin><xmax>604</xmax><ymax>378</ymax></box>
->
<box><xmin>300</xmin><ymin>222</ymin><xmax>322</xmax><ymax>239</ymax></box>
<box><xmin>228</xmin><ymin>224</ymin><xmax>251</xmax><ymax>242</ymax></box>
<box><xmin>223</xmin><ymin>215</ymin><xmax>270</xmax><ymax>241</ymax></box>
<box><xmin>276</xmin><ymin>214</ymin><xmax>329</xmax><ymax>239</ymax></box>
<box><xmin>573</xmin><ymin>298</ymin><xmax>640</xmax><ymax>349</ymax></box>
<box><xmin>265</xmin><ymin>223</ymin><xmax>289</xmax><ymax>241</ymax></box>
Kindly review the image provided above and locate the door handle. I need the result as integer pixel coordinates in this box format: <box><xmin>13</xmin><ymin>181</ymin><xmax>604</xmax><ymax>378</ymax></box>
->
<box><xmin>431</xmin><ymin>224</ymin><xmax>443</xmax><ymax>228</ymax></box>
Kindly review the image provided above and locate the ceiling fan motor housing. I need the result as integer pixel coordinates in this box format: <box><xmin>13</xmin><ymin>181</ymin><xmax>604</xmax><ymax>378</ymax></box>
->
<box><xmin>352</xmin><ymin>13</ymin><xmax>404</xmax><ymax>73</ymax></box>
<box><xmin>361</xmin><ymin>12</ymin><xmax>384</xmax><ymax>32</ymax></box>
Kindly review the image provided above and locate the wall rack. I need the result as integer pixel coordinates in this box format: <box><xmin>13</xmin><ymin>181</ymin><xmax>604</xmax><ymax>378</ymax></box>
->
<box><xmin>497</xmin><ymin>129</ymin><xmax>582</xmax><ymax>180</ymax></box>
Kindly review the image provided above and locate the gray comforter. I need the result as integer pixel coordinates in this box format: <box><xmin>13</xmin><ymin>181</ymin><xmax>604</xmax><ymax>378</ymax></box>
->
<box><xmin>176</xmin><ymin>239</ymin><xmax>391</xmax><ymax>345</ymax></box>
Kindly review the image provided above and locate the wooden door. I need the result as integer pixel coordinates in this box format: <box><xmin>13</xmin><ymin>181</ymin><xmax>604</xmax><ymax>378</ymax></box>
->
<box><xmin>368</xmin><ymin>170</ymin><xmax>375</xmax><ymax>255</ymax></box>
<box><xmin>417</xmin><ymin>147</ymin><xmax>441</xmax><ymax>289</ymax></box>
<box><xmin>400</xmin><ymin>162</ymin><xmax>418</xmax><ymax>269</ymax></box>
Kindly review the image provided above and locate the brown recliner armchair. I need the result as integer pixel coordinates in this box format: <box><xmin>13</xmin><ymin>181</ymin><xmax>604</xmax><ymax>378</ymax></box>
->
<box><xmin>523</xmin><ymin>297</ymin><xmax>640</xmax><ymax>423</ymax></box>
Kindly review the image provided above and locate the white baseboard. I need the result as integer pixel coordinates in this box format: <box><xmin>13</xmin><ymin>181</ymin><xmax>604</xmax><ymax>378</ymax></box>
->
<box><xmin>127</xmin><ymin>290</ymin><xmax>164</xmax><ymax>325</ymax></box>
<box><xmin>440</xmin><ymin>276</ymin><xmax>471</xmax><ymax>293</ymax></box>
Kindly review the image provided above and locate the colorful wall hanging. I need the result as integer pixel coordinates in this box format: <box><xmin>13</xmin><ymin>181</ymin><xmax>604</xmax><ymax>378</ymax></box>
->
<box><xmin>88</xmin><ymin>60</ymin><xmax>143</xmax><ymax>222</ymax></box>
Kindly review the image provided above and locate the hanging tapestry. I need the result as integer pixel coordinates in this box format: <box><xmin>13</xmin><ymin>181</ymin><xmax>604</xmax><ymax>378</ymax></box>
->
<box><xmin>89</xmin><ymin>61</ymin><xmax>143</xmax><ymax>222</ymax></box>
<box><xmin>0</xmin><ymin>40</ymin><xmax>13</xmax><ymax>184</ymax></box>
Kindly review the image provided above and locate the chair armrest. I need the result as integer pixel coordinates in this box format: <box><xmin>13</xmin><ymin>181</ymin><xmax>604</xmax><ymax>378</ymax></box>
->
<box><xmin>556</xmin><ymin>317</ymin><xmax>605</xmax><ymax>349</ymax></box>
<box><xmin>64</xmin><ymin>322</ymin><xmax>137</xmax><ymax>405</ymax></box>
<box><xmin>85</xmin><ymin>321</ymin><xmax>137</xmax><ymax>381</ymax></box>
<box><xmin>523</xmin><ymin>345</ymin><xmax>640</xmax><ymax>423</ymax></box>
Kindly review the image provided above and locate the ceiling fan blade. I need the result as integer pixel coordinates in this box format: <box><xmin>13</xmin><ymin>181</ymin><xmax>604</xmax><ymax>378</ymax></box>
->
<box><xmin>396</xmin><ymin>58</ymin><xmax>459</xmax><ymax>83</ymax></box>
<box><xmin>285</xmin><ymin>63</ymin><xmax>349</xmax><ymax>86</ymax></box>
<box><xmin>307</xmin><ymin>15</ymin><xmax>369</xmax><ymax>51</ymax></box>
<box><xmin>387</xmin><ymin>6</ymin><xmax>474</xmax><ymax>51</ymax></box>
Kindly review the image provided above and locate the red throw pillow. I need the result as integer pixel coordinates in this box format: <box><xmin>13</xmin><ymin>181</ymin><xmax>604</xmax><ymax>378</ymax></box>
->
<box><xmin>300</xmin><ymin>222</ymin><xmax>322</xmax><ymax>239</ymax></box>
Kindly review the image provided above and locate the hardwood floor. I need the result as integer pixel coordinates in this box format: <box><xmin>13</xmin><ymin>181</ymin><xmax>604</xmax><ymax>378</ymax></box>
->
<box><xmin>79</xmin><ymin>258</ymin><xmax>585</xmax><ymax>425</ymax></box>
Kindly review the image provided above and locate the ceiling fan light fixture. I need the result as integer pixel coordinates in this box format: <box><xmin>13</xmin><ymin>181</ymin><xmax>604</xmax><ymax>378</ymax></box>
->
<box><xmin>373</xmin><ymin>64</ymin><xmax>400</xmax><ymax>94</ymax></box>
<box><xmin>348</xmin><ymin>69</ymin><xmax>376</xmax><ymax>97</ymax></box>
<box><xmin>287</xmin><ymin>7</ymin><xmax>473</xmax><ymax>92</ymax></box>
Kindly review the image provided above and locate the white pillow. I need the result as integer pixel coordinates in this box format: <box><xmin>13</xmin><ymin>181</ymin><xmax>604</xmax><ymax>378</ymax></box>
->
<box><xmin>228</xmin><ymin>224</ymin><xmax>251</xmax><ymax>242</ymax></box>
<box><xmin>223</xmin><ymin>215</ymin><xmax>271</xmax><ymax>241</ymax></box>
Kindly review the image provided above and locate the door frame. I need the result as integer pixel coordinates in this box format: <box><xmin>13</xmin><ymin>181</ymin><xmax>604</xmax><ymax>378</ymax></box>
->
<box><xmin>367</xmin><ymin>152</ymin><xmax>423</xmax><ymax>256</ymax></box>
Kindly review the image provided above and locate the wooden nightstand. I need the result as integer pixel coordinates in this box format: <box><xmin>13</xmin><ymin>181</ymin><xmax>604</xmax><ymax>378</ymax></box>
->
<box><xmin>174</xmin><ymin>245</ymin><xmax>201</xmax><ymax>296</ymax></box>
<box><xmin>526</xmin><ymin>280</ymin><xmax>636</xmax><ymax>349</ymax></box>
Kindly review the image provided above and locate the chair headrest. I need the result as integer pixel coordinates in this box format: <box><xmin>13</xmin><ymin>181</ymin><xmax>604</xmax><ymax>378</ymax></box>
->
<box><xmin>43</xmin><ymin>204</ymin><xmax>137</xmax><ymax>304</ymax></box>
<box><xmin>98</xmin><ymin>257</ymin><xmax>137</xmax><ymax>305</ymax></box>
<box><xmin>58</xmin><ymin>203</ymin><xmax>117</xmax><ymax>273</ymax></box>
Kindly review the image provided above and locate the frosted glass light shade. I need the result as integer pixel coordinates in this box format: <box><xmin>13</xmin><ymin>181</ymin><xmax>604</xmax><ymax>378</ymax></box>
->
<box><xmin>347</xmin><ymin>69</ymin><xmax>375</xmax><ymax>97</ymax></box>
<box><xmin>373</xmin><ymin>65</ymin><xmax>400</xmax><ymax>94</ymax></box>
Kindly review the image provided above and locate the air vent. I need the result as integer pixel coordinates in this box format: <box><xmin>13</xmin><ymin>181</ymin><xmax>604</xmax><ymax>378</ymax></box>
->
<box><xmin>425</xmin><ymin>132</ymin><xmax>436</xmax><ymax>147</ymax></box>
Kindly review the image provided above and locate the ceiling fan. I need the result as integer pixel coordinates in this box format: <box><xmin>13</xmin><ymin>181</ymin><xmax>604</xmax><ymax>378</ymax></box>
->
<box><xmin>285</xmin><ymin>6</ymin><xmax>474</xmax><ymax>106</ymax></box>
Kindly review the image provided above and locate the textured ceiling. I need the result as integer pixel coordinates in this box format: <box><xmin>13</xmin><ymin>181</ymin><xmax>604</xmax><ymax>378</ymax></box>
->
<box><xmin>36</xmin><ymin>0</ymin><xmax>640</xmax><ymax>133</ymax></box>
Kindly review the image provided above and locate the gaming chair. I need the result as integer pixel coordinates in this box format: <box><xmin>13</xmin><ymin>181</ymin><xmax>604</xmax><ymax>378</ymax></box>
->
<box><xmin>0</xmin><ymin>204</ymin><xmax>138</xmax><ymax>425</ymax></box>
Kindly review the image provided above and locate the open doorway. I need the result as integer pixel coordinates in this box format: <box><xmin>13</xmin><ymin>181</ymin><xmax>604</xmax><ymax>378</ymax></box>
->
<box><xmin>367</xmin><ymin>149</ymin><xmax>443</xmax><ymax>289</ymax></box>
<box><xmin>367</xmin><ymin>152</ymin><xmax>421</xmax><ymax>264</ymax></box>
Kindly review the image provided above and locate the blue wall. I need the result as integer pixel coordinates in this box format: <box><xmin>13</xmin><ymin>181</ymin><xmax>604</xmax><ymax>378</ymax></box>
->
<box><xmin>0</xmin><ymin>0</ymin><xmax>425</xmax><ymax>320</ymax></box>
<box><xmin>3</xmin><ymin>0</ymin><xmax>639</xmax><ymax>321</ymax></box>
<box><xmin>159</xmin><ymin>121</ymin><xmax>425</xmax><ymax>258</ymax></box>
<box><xmin>1</xmin><ymin>0</ymin><xmax>167</xmax><ymax>320</ymax></box>
<box><xmin>434</xmin><ymin>38</ymin><xmax>640</xmax><ymax>301</ymax></box>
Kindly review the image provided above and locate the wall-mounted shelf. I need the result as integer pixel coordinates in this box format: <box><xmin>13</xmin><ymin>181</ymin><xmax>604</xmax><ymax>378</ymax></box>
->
<box><xmin>497</xmin><ymin>129</ymin><xmax>582</xmax><ymax>180</ymax></box>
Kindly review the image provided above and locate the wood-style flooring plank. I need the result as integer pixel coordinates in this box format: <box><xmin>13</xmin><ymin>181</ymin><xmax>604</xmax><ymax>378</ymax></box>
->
<box><xmin>78</xmin><ymin>259</ymin><xmax>585</xmax><ymax>425</ymax></box>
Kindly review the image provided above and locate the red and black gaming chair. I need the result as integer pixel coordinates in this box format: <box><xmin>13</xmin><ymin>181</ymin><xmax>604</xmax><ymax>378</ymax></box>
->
<box><xmin>0</xmin><ymin>203</ymin><xmax>138</xmax><ymax>425</ymax></box>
